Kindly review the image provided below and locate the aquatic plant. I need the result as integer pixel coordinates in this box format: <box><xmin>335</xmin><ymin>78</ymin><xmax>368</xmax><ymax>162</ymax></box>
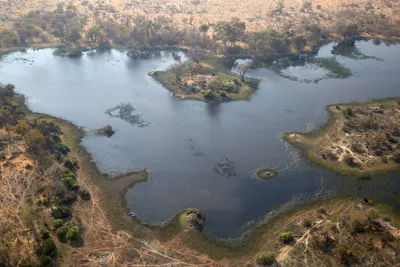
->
<box><xmin>213</xmin><ymin>156</ymin><xmax>237</xmax><ymax>178</ymax></box>
<box><xmin>106</xmin><ymin>103</ymin><xmax>150</xmax><ymax>127</ymax></box>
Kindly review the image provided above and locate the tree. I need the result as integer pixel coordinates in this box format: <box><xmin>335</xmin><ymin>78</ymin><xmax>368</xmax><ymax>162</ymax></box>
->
<box><xmin>0</xmin><ymin>84</ymin><xmax>15</xmax><ymax>106</ymax></box>
<box><xmin>68</xmin><ymin>28</ymin><xmax>81</xmax><ymax>45</ymax></box>
<box><xmin>188</xmin><ymin>46</ymin><xmax>206</xmax><ymax>64</ymax></box>
<box><xmin>25</xmin><ymin>129</ymin><xmax>46</xmax><ymax>153</ymax></box>
<box><xmin>214</xmin><ymin>18</ymin><xmax>246</xmax><ymax>51</ymax></box>
<box><xmin>171</xmin><ymin>63</ymin><xmax>184</xmax><ymax>84</ymax></box>
<box><xmin>293</xmin><ymin>34</ymin><xmax>308</xmax><ymax>50</ymax></box>
<box><xmin>187</xmin><ymin>62</ymin><xmax>200</xmax><ymax>80</ymax></box>
<box><xmin>199</xmin><ymin>24</ymin><xmax>209</xmax><ymax>47</ymax></box>
<box><xmin>236</xmin><ymin>63</ymin><xmax>248</xmax><ymax>81</ymax></box>
<box><xmin>87</xmin><ymin>25</ymin><xmax>103</xmax><ymax>44</ymax></box>
<box><xmin>337</xmin><ymin>23</ymin><xmax>359</xmax><ymax>40</ymax></box>
<box><xmin>14</xmin><ymin>120</ymin><xmax>31</xmax><ymax>137</ymax></box>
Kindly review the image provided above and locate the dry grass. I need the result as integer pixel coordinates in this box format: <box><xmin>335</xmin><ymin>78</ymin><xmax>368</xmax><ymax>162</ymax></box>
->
<box><xmin>1</xmin><ymin>0</ymin><xmax>399</xmax><ymax>33</ymax></box>
<box><xmin>285</xmin><ymin>99</ymin><xmax>400</xmax><ymax>177</ymax></box>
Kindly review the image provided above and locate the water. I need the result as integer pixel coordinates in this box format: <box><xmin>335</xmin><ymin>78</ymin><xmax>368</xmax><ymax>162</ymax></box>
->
<box><xmin>1</xmin><ymin>40</ymin><xmax>400</xmax><ymax>238</ymax></box>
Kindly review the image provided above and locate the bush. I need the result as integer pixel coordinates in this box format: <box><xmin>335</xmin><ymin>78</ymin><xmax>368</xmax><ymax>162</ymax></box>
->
<box><xmin>342</xmin><ymin>107</ymin><xmax>355</xmax><ymax>118</ymax></box>
<box><xmin>302</xmin><ymin>218</ymin><xmax>312</xmax><ymax>228</ymax></box>
<box><xmin>58</xmin><ymin>144</ymin><xmax>70</xmax><ymax>155</ymax></box>
<box><xmin>256</xmin><ymin>254</ymin><xmax>275</xmax><ymax>266</ymax></box>
<box><xmin>40</xmin><ymin>239</ymin><xmax>57</xmax><ymax>257</ymax></box>
<box><xmin>71</xmin><ymin>183</ymin><xmax>80</xmax><ymax>191</ymax></box>
<box><xmin>56</xmin><ymin>226</ymin><xmax>68</xmax><ymax>240</ymax></box>
<box><xmin>281</xmin><ymin>232</ymin><xmax>293</xmax><ymax>243</ymax></box>
<box><xmin>60</xmin><ymin>192</ymin><xmax>77</xmax><ymax>204</ymax></box>
<box><xmin>39</xmin><ymin>227</ymin><xmax>50</xmax><ymax>239</ymax></box>
<box><xmin>66</xmin><ymin>227</ymin><xmax>81</xmax><ymax>241</ymax></box>
<box><xmin>51</xmin><ymin>206</ymin><xmax>71</xmax><ymax>218</ymax></box>
<box><xmin>38</xmin><ymin>255</ymin><xmax>52</xmax><ymax>265</ymax></box>
<box><xmin>52</xmin><ymin>219</ymin><xmax>64</xmax><ymax>229</ymax></box>
<box><xmin>78</xmin><ymin>188</ymin><xmax>91</xmax><ymax>200</ymax></box>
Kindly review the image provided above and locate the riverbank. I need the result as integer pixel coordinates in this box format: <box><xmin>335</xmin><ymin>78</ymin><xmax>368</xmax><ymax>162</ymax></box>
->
<box><xmin>284</xmin><ymin>98</ymin><xmax>400</xmax><ymax>177</ymax></box>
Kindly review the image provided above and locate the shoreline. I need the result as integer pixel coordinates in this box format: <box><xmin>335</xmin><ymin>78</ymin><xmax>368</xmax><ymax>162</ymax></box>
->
<box><xmin>283</xmin><ymin>98</ymin><xmax>400</xmax><ymax>177</ymax></box>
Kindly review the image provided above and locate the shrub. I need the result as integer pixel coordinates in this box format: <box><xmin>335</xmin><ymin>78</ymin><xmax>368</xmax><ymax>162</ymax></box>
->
<box><xmin>64</xmin><ymin>158</ymin><xmax>78</xmax><ymax>171</ymax></box>
<box><xmin>52</xmin><ymin>219</ymin><xmax>64</xmax><ymax>229</ymax></box>
<box><xmin>342</xmin><ymin>107</ymin><xmax>355</xmax><ymax>118</ymax></box>
<box><xmin>393</xmin><ymin>153</ymin><xmax>400</xmax><ymax>164</ymax></box>
<box><xmin>60</xmin><ymin>193</ymin><xmax>77</xmax><ymax>204</ymax></box>
<box><xmin>66</xmin><ymin>227</ymin><xmax>81</xmax><ymax>241</ymax></box>
<box><xmin>58</xmin><ymin>144</ymin><xmax>70</xmax><ymax>155</ymax></box>
<box><xmin>62</xmin><ymin>177</ymin><xmax>76</xmax><ymax>190</ymax></box>
<box><xmin>256</xmin><ymin>254</ymin><xmax>275</xmax><ymax>266</ymax></box>
<box><xmin>71</xmin><ymin>183</ymin><xmax>80</xmax><ymax>191</ymax></box>
<box><xmin>40</xmin><ymin>239</ymin><xmax>57</xmax><ymax>257</ymax></box>
<box><xmin>51</xmin><ymin>206</ymin><xmax>71</xmax><ymax>218</ymax></box>
<box><xmin>38</xmin><ymin>255</ymin><xmax>52</xmax><ymax>265</ymax></box>
<box><xmin>281</xmin><ymin>232</ymin><xmax>293</xmax><ymax>243</ymax></box>
<box><xmin>302</xmin><ymin>218</ymin><xmax>312</xmax><ymax>228</ymax></box>
<box><xmin>78</xmin><ymin>188</ymin><xmax>91</xmax><ymax>200</ymax></box>
<box><xmin>39</xmin><ymin>227</ymin><xmax>50</xmax><ymax>239</ymax></box>
<box><xmin>56</xmin><ymin>226</ymin><xmax>68</xmax><ymax>240</ymax></box>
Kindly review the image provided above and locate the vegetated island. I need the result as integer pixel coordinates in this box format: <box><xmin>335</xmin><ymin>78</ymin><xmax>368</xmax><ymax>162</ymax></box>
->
<box><xmin>284</xmin><ymin>98</ymin><xmax>400</xmax><ymax>177</ymax></box>
<box><xmin>256</xmin><ymin>168</ymin><xmax>278</xmax><ymax>180</ymax></box>
<box><xmin>149</xmin><ymin>56</ymin><xmax>259</xmax><ymax>102</ymax></box>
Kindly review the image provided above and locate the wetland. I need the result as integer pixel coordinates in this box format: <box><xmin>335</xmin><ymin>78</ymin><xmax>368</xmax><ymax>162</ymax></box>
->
<box><xmin>1</xmin><ymin>40</ymin><xmax>400</xmax><ymax>239</ymax></box>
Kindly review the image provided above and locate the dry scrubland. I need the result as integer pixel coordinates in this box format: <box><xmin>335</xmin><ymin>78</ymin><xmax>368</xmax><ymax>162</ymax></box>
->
<box><xmin>285</xmin><ymin>99</ymin><xmax>400</xmax><ymax>177</ymax></box>
<box><xmin>0</xmin><ymin>0</ymin><xmax>398</xmax><ymax>32</ymax></box>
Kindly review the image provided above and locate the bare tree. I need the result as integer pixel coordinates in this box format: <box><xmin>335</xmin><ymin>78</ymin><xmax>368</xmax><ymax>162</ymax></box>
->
<box><xmin>188</xmin><ymin>46</ymin><xmax>206</xmax><ymax>64</ymax></box>
<box><xmin>236</xmin><ymin>63</ymin><xmax>248</xmax><ymax>81</ymax></box>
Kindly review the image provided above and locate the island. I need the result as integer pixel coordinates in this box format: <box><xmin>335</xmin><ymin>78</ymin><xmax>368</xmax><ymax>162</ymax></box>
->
<box><xmin>149</xmin><ymin>57</ymin><xmax>259</xmax><ymax>102</ymax></box>
<box><xmin>256</xmin><ymin>168</ymin><xmax>278</xmax><ymax>179</ymax></box>
<box><xmin>284</xmin><ymin>98</ymin><xmax>400</xmax><ymax>177</ymax></box>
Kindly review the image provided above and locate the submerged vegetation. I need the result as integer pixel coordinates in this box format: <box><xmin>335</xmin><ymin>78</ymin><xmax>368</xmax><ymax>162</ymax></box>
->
<box><xmin>284</xmin><ymin>98</ymin><xmax>400</xmax><ymax>176</ymax></box>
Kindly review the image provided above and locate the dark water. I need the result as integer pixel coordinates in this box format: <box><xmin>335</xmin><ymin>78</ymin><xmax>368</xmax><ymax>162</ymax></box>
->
<box><xmin>1</xmin><ymin>41</ymin><xmax>400</xmax><ymax>238</ymax></box>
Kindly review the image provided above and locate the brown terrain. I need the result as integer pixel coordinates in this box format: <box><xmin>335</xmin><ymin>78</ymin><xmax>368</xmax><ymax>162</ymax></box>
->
<box><xmin>0</xmin><ymin>0</ymin><xmax>399</xmax><ymax>32</ymax></box>
<box><xmin>285</xmin><ymin>99</ymin><xmax>400</xmax><ymax>177</ymax></box>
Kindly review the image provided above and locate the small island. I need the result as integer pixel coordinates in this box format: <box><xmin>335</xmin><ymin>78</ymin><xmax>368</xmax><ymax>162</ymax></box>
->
<box><xmin>149</xmin><ymin>56</ymin><xmax>259</xmax><ymax>102</ymax></box>
<box><xmin>284</xmin><ymin>99</ymin><xmax>400</xmax><ymax>177</ymax></box>
<box><xmin>256</xmin><ymin>168</ymin><xmax>278</xmax><ymax>179</ymax></box>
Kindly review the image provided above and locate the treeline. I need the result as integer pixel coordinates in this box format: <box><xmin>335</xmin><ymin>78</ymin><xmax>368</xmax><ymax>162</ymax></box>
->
<box><xmin>0</xmin><ymin>2</ymin><xmax>399</xmax><ymax>57</ymax></box>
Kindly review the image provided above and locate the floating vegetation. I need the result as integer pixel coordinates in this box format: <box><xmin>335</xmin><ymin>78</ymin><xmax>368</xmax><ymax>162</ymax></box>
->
<box><xmin>106</xmin><ymin>103</ymin><xmax>150</xmax><ymax>127</ymax></box>
<box><xmin>213</xmin><ymin>157</ymin><xmax>237</xmax><ymax>178</ymax></box>
<box><xmin>186</xmin><ymin>138</ymin><xmax>207</xmax><ymax>156</ymax></box>
<box><xmin>186</xmin><ymin>138</ymin><xmax>196</xmax><ymax>150</ymax></box>
<box><xmin>271</xmin><ymin>56</ymin><xmax>352</xmax><ymax>83</ymax></box>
